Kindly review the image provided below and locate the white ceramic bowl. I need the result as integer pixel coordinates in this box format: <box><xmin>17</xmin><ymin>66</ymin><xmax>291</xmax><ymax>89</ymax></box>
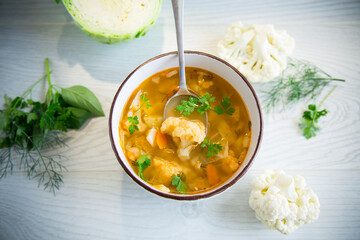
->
<box><xmin>109</xmin><ymin>51</ymin><xmax>263</xmax><ymax>200</ymax></box>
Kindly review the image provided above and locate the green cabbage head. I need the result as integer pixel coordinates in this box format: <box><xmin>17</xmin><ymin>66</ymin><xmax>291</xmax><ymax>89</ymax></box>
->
<box><xmin>62</xmin><ymin>0</ymin><xmax>162</xmax><ymax>44</ymax></box>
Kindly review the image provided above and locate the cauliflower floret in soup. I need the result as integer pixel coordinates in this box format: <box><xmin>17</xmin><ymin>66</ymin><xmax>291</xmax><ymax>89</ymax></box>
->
<box><xmin>160</xmin><ymin>117</ymin><xmax>206</xmax><ymax>160</ymax></box>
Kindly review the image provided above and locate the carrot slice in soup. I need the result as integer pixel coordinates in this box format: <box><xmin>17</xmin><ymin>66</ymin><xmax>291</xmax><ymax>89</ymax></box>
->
<box><xmin>156</xmin><ymin>131</ymin><xmax>168</xmax><ymax>149</ymax></box>
<box><xmin>206</xmin><ymin>164</ymin><xmax>219</xmax><ymax>186</ymax></box>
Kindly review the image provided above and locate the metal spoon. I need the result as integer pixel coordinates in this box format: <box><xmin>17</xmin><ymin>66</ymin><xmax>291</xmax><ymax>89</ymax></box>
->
<box><xmin>164</xmin><ymin>0</ymin><xmax>208</xmax><ymax>129</ymax></box>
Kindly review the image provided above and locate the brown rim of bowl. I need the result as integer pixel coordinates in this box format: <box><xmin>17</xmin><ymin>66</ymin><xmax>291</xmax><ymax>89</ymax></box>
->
<box><xmin>109</xmin><ymin>50</ymin><xmax>263</xmax><ymax>200</ymax></box>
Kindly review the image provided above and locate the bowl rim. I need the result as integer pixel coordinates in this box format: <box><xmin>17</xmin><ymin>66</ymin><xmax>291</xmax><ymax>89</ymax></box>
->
<box><xmin>109</xmin><ymin>50</ymin><xmax>263</xmax><ymax>200</ymax></box>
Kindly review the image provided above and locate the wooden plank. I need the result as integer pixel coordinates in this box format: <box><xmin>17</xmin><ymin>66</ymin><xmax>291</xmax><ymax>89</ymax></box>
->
<box><xmin>0</xmin><ymin>170</ymin><xmax>359</xmax><ymax>239</ymax></box>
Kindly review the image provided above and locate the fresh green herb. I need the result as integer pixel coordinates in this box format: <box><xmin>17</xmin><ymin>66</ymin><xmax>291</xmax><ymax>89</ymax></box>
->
<box><xmin>127</xmin><ymin>92</ymin><xmax>151</xmax><ymax>134</ymax></box>
<box><xmin>215</xmin><ymin>96</ymin><xmax>235</xmax><ymax>115</ymax></box>
<box><xmin>299</xmin><ymin>105</ymin><xmax>327</xmax><ymax>139</ymax></box>
<box><xmin>171</xmin><ymin>173</ymin><xmax>188</xmax><ymax>194</ymax></box>
<box><xmin>55</xmin><ymin>0</ymin><xmax>61</xmax><ymax>4</ymax></box>
<box><xmin>127</xmin><ymin>116</ymin><xmax>139</xmax><ymax>135</ymax></box>
<box><xmin>61</xmin><ymin>86</ymin><xmax>104</xmax><ymax>116</ymax></box>
<box><xmin>175</xmin><ymin>93</ymin><xmax>215</xmax><ymax>116</ymax></box>
<box><xmin>139</xmin><ymin>93</ymin><xmax>152</xmax><ymax>110</ymax></box>
<box><xmin>299</xmin><ymin>87</ymin><xmax>336</xmax><ymax>139</ymax></box>
<box><xmin>263</xmin><ymin>59</ymin><xmax>345</xmax><ymax>112</ymax></box>
<box><xmin>175</xmin><ymin>96</ymin><xmax>199</xmax><ymax>116</ymax></box>
<box><xmin>197</xmin><ymin>93</ymin><xmax>215</xmax><ymax>114</ymax></box>
<box><xmin>136</xmin><ymin>150</ymin><xmax>151</xmax><ymax>181</ymax></box>
<box><xmin>0</xmin><ymin>58</ymin><xmax>104</xmax><ymax>193</ymax></box>
<box><xmin>201</xmin><ymin>139</ymin><xmax>223</xmax><ymax>157</ymax></box>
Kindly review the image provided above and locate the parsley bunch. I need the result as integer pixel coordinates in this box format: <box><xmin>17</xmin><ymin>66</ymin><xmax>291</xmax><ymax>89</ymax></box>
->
<box><xmin>0</xmin><ymin>58</ymin><xmax>104</xmax><ymax>193</ymax></box>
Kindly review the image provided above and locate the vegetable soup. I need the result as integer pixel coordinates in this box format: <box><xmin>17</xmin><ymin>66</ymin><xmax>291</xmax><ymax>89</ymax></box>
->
<box><xmin>119</xmin><ymin>67</ymin><xmax>251</xmax><ymax>194</ymax></box>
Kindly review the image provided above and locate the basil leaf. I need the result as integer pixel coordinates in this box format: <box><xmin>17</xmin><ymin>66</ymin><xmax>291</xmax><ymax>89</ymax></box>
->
<box><xmin>61</xmin><ymin>86</ymin><xmax>104</xmax><ymax>116</ymax></box>
<box><xmin>66</xmin><ymin>107</ymin><xmax>92</xmax><ymax>129</ymax></box>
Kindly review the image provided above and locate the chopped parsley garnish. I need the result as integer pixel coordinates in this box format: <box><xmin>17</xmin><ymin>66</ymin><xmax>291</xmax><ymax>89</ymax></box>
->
<box><xmin>127</xmin><ymin>116</ymin><xmax>139</xmax><ymax>134</ymax></box>
<box><xmin>139</xmin><ymin>92</ymin><xmax>152</xmax><ymax>110</ymax></box>
<box><xmin>175</xmin><ymin>93</ymin><xmax>215</xmax><ymax>116</ymax></box>
<box><xmin>127</xmin><ymin>92</ymin><xmax>151</xmax><ymax>134</ymax></box>
<box><xmin>175</xmin><ymin>96</ymin><xmax>198</xmax><ymax>116</ymax></box>
<box><xmin>197</xmin><ymin>93</ymin><xmax>216</xmax><ymax>114</ymax></box>
<box><xmin>171</xmin><ymin>173</ymin><xmax>188</xmax><ymax>194</ymax></box>
<box><xmin>215</xmin><ymin>96</ymin><xmax>235</xmax><ymax>115</ymax></box>
<box><xmin>136</xmin><ymin>151</ymin><xmax>151</xmax><ymax>181</ymax></box>
<box><xmin>201</xmin><ymin>139</ymin><xmax>223</xmax><ymax>157</ymax></box>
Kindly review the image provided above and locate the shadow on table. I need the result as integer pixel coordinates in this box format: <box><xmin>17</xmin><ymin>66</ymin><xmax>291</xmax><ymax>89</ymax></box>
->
<box><xmin>56</xmin><ymin>17</ymin><xmax>166</xmax><ymax>84</ymax></box>
<box><xmin>116</xmin><ymin>172</ymin><xmax>260</xmax><ymax>239</ymax></box>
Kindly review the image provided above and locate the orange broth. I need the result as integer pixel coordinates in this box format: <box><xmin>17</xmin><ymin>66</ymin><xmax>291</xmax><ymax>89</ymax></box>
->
<box><xmin>119</xmin><ymin>67</ymin><xmax>251</xmax><ymax>194</ymax></box>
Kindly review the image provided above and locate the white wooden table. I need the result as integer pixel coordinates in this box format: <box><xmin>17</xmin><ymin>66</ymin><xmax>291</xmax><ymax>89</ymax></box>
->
<box><xmin>0</xmin><ymin>1</ymin><xmax>359</xmax><ymax>239</ymax></box>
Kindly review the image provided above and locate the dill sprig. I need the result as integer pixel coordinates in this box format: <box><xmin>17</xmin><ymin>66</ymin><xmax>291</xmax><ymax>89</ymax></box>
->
<box><xmin>262</xmin><ymin>59</ymin><xmax>345</xmax><ymax>112</ymax></box>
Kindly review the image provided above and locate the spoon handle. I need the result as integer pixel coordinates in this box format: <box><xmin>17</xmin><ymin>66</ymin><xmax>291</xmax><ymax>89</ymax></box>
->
<box><xmin>171</xmin><ymin>0</ymin><xmax>187</xmax><ymax>91</ymax></box>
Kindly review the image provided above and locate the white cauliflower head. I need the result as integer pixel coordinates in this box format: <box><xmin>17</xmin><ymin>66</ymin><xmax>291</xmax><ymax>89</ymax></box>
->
<box><xmin>160</xmin><ymin>117</ymin><xmax>206</xmax><ymax>160</ymax></box>
<box><xmin>217</xmin><ymin>22</ymin><xmax>295</xmax><ymax>83</ymax></box>
<box><xmin>249</xmin><ymin>170</ymin><xmax>320</xmax><ymax>235</ymax></box>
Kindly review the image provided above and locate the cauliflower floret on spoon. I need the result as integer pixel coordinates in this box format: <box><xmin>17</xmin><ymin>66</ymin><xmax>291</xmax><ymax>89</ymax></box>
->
<box><xmin>160</xmin><ymin>117</ymin><xmax>206</xmax><ymax>160</ymax></box>
<box><xmin>218</xmin><ymin>22</ymin><xmax>295</xmax><ymax>83</ymax></box>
